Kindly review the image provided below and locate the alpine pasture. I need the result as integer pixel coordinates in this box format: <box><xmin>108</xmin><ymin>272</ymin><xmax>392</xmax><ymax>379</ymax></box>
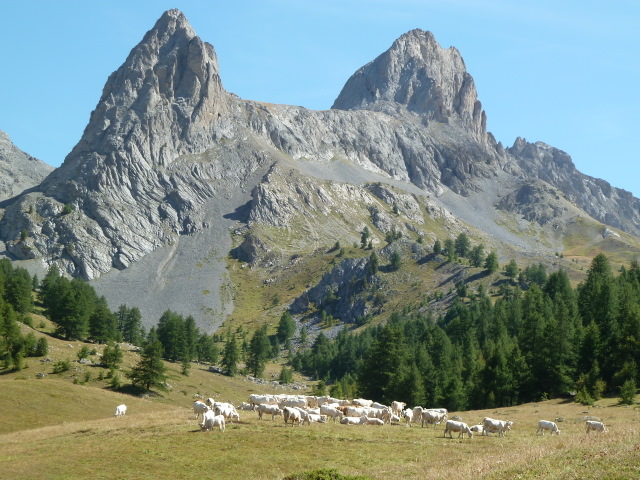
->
<box><xmin>2</xmin><ymin>327</ymin><xmax>640</xmax><ymax>480</ymax></box>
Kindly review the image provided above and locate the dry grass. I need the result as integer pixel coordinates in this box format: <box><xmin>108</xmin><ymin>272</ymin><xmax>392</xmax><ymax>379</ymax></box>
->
<box><xmin>2</xmin><ymin>369</ymin><xmax>639</xmax><ymax>480</ymax></box>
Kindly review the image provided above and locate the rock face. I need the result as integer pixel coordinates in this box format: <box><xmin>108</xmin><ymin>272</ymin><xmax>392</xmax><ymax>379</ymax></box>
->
<box><xmin>332</xmin><ymin>29</ymin><xmax>487</xmax><ymax>141</ymax></box>
<box><xmin>1</xmin><ymin>9</ymin><xmax>640</xmax><ymax>329</ymax></box>
<box><xmin>509</xmin><ymin>138</ymin><xmax>640</xmax><ymax>235</ymax></box>
<box><xmin>0</xmin><ymin>130</ymin><xmax>53</xmax><ymax>201</ymax></box>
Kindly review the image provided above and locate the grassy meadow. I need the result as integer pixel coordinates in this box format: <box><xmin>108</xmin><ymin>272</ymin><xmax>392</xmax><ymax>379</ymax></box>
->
<box><xmin>2</xmin><ymin>365</ymin><xmax>640</xmax><ymax>479</ymax></box>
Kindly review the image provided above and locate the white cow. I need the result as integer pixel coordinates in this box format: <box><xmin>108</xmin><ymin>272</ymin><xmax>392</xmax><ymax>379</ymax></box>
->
<box><xmin>403</xmin><ymin>408</ymin><xmax>414</xmax><ymax>427</ymax></box>
<box><xmin>200</xmin><ymin>410</ymin><xmax>225</xmax><ymax>432</ymax></box>
<box><xmin>237</xmin><ymin>402</ymin><xmax>256</xmax><ymax>411</ymax></box>
<box><xmin>279</xmin><ymin>398</ymin><xmax>308</xmax><ymax>409</ymax></box>
<box><xmin>283</xmin><ymin>407</ymin><xmax>303</xmax><ymax>427</ymax></box>
<box><xmin>205</xmin><ymin>398</ymin><xmax>216</xmax><ymax>408</ymax></box>
<box><xmin>345</xmin><ymin>406</ymin><xmax>371</xmax><ymax>418</ymax></box>
<box><xmin>215</xmin><ymin>403</ymin><xmax>240</xmax><ymax>423</ymax></box>
<box><xmin>482</xmin><ymin>417</ymin><xmax>513</xmax><ymax>437</ymax></box>
<box><xmin>585</xmin><ymin>420</ymin><xmax>607</xmax><ymax>433</ymax></box>
<box><xmin>412</xmin><ymin>406</ymin><xmax>424</xmax><ymax>424</ymax></box>
<box><xmin>249</xmin><ymin>394</ymin><xmax>277</xmax><ymax>407</ymax></box>
<box><xmin>193</xmin><ymin>400</ymin><xmax>211</xmax><ymax>419</ymax></box>
<box><xmin>390</xmin><ymin>414</ymin><xmax>401</xmax><ymax>424</ymax></box>
<box><xmin>114</xmin><ymin>404</ymin><xmax>127</xmax><ymax>417</ymax></box>
<box><xmin>470</xmin><ymin>424</ymin><xmax>484</xmax><ymax>435</ymax></box>
<box><xmin>444</xmin><ymin>420</ymin><xmax>473</xmax><ymax>439</ymax></box>
<box><xmin>307</xmin><ymin>414</ymin><xmax>327</xmax><ymax>424</ymax></box>
<box><xmin>352</xmin><ymin>398</ymin><xmax>373</xmax><ymax>408</ymax></box>
<box><xmin>536</xmin><ymin>420</ymin><xmax>560</xmax><ymax>436</ymax></box>
<box><xmin>340</xmin><ymin>415</ymin><xmax>369</xmax><ymax>425</ymax></box>
<box><xmin>366</xmin><ymin>417</ymin><xmax>385</xmax><ymax>426</ymax></box>
<box><xmin>391</xmin><ymin>401</ymin><xmax>406</xmax><ymax>417</ymax></box>
<box><xmin>320</xmin><ymin>405</ymin><xmax>344</xmax><ymax>423</ymax></box>
<box><xmin>257</xmin><ymin>403</ymin><xmax>283</xmax><ymax>420</ymax></box>
<box><xmin>421</xmin><ymin>409</ymin><xmax>447</xmax><ymax>428</ymax></box>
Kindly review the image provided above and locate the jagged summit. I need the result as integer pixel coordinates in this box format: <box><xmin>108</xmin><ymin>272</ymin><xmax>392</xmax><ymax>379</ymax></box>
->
<box><xmin>332</xmin><ymin>28</ymin><xmax>486</xmax><ymax>139</ymax></box>
<box><xmin>44</xmin><ymin>8</ymin><xmax>226</xmax><ymax>190</ymax></box>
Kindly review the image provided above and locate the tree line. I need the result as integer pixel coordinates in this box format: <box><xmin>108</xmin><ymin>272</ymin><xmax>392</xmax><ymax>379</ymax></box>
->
<box><xmin>289</xmin><ymin>254</ymin><xmax>640</xmax><ymax>409</ymax></box>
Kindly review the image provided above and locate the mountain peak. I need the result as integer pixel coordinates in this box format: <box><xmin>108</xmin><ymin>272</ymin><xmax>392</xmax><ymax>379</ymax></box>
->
<box><xmin>332</xmin><ymin>28</ymin><xmax>486</xmax><ymax>139</ymax></box>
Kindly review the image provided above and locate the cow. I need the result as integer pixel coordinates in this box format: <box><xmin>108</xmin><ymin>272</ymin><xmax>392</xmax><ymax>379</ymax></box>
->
<box><xmin>279</xmin><ymin>397</ymin><xmax>307</xmax><ymax>409</ymax></box>
<box><xmin>482</xmin><ymin>417</ymin><xmax>513</xmax><ymax>437</ymax></box>
<box><xmin>340</xmin><ymin>415</ymin><xmax>369</xmax><ymax>425</ymax></box>
<box><xmin>352</xmin><ymin>398</ymin><xmax>373</xmax><ymax>408</ymax></box>
<box><xmin>391</xmin><ymin>401</ymin><xmax>406</xmax><ymax>417</ymax></box>
<box><xmin>421</xmin><ymin>409</ymin><xmax>447</xmax><ymax>428</ymax></box>
<box><xmin>403</xmin><ymin>408</ymin><xmax>414</xmax><ymax>427</ymax></box>
<box><xmin>205</xmin><ymin>398</ymin><xmax>216</xmax><ymax>408</ymax></box>
<box><xmin>585</xmin><ymin>420</ymin><xmax>607</xmax><ymax>434</ymax></box>
<box><xmin>114</xmin><ymin>404</ymin><xmax>127</xmax><ymax>417</ymax></box>
<box><xmin>307</xmin><ymin>414</ymin><xmax>327</xmax><ymax>424</ymax></box>
<box><xmin>412</xmin><ymin>406</ymin><xmax>424</xmax><ymax>424</ymax></box>
<box><xmin>193</xmin><ymin>400</ymin><xmax>211</xmax><ymax>419</ymax></box>
<box><xmin>283</xmin><ymin>407</ymin><xmax>303</xmax><ymax>427</ymax></box>
<box><xmin>200</xmin><ymin>410</ymin><xmax>225</xmax><ymax>432</ymax></box>
<box><xmin>470</xmin><ymin>424</ymin><xmax>484</xmax><ymax>435</ymax></box>
<box><xmin>366</xmin><ymin>417</ymin><xmax>385</xmax><ymax>426</ymax></box>
<box><xmin>320</xmin><ymin>405</ymin><xmax>344</xmax><ymax>423</ymax></box>
<box><xmin>444</xmin><ymin>420</ymin><xmax>473</xmax><ymax>439</ymax></box>
<box><xmin>257</xmin><ymin>403</ymin><xmax>283</xmax><ymax>420</ymax></box>
<box><xmin>215</xmin><ymin>403</ymin><xmax>240</xmax><ymax>423</ymax></box>
<box><xmin>249</xmin><ymin>394</ymin><xmax>277</xmax><ymax>407</ymax></box>
<box><xmin>346</xmin><ymin>406</ymin><xmax>371</xmax><ymax>418</ymax></box>
<box><xmin>390</xmin><ymin>414</ymin><xmax>401</xmax><ymax>424</ymax></box>
<box><xmin>237</xmin><ymin>402</ymin><xmax>256</xmax><ymax>411</ymax></box>
<box><xmin>536</xmin><ymin>420</ymin><xmax>560</xmax><ymax>436</ymax></box>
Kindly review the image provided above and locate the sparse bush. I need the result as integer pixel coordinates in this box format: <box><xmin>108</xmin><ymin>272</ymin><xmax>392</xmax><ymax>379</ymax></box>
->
<box><xmin>53</xmin><ymin>359</ymin><xmax>71</xmax><ymax>374</ymax></box>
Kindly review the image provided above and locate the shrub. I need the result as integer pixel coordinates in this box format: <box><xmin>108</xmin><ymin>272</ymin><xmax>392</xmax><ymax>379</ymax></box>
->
<box><xmin>283</xmin><ymin>469</ymin><xmax>373</xmax><ymax>480</ymax></box>
<box><xmin>52</xmin><ymin>359</ymin><xmax>71</xmax><ymax>374</ymax></box>
<box><xmin>619</xmin><ymin>379</ymin><xmax>637</xmax><ymax>405</ymax></box>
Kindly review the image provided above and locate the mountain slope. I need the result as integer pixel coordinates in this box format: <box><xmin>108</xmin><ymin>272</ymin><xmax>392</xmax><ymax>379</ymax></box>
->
<box><xmin>0</xmin><ymin>130</ymin><xmax>53</xmax><ymax>201</ymax></box>
<box><xmin>1</xmin><ymin>9</ymin><xmax>639</xmax><ymax>331</ymax></box>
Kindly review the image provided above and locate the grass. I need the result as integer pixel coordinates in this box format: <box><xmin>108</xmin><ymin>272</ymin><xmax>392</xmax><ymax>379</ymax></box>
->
<box><xmin>3</xmin><ymin>322</ymin><xmax>640</xmax><ymax>480</ymax></box>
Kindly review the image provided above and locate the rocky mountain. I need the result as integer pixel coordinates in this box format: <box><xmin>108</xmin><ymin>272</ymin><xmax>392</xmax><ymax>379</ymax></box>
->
<box><xmin>1</xmin><ymin>9</ymin><xmax>638</xmax><ymax>331</ymax></box>
<box><xmin>0</xmin><ymin>130</ymin><xmax>53</xmax><ymax>201</ymax></box>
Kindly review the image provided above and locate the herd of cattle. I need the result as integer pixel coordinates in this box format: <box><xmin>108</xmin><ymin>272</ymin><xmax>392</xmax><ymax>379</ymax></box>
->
<box><xmin>175</xmin><ymin>394</ymin><xmax>609</xmax><ymax>437</ymax></box>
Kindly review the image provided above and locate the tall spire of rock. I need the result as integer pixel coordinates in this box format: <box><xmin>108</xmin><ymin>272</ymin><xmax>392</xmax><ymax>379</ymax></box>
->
<box><xmin>47</xmin><ymin>9</ymin><xmax>227</xmax><ymax>188</ymax></box>
<box><xmin>332</xmin><ymin>29</ymin><xmax>486</xmax><ymax>139</ymax></box>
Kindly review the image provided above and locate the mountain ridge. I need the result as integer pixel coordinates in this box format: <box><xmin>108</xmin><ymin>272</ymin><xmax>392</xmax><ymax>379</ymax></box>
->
<box><xmin>0</xmin><ymin>9</ymin><xmax>638</xmax><ymax>331</ymax></box>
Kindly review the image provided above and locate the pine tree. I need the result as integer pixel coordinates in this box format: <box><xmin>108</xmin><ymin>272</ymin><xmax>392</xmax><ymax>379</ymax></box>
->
<box><xmin>360</xmin><ymin>226</ymin><xmax>370</xmax><ymax>249</ymax></box>
<box><xmin>89</xmin><ymin>296</ymin><xmax>119</xmax><ymax>343</ymax></box>
<box><xmin>484</xmin><ymin>251</ymin><xmax>499</xmax><ymax>273</ymax></box>
<box><xmin>246</xmin><ymin>324</ymin><xmax>271</xmax><ymax>377</ymax></box>
<box><xmin>454</xmin><ymin>233</ymin><xmax>470</xmax><ymax>259</ymax></box>
<box><xmin>277</xmin><ymin>311</ymin><xmax>296</xmax><ymax>343</ymax></box>
<box><xmin>102</xmin><ymin>341</ymin><xmax>123</xmax><ymax>370</ymax></box>
<box><xmin>126</xmin><ymin>331</ymin><xmax>167</xmax><ymax>392</ymax></box>
<box><xmin>221</xmin><ymin>331</ymin><xmax>240</xmax><ymax>376</ymax></box>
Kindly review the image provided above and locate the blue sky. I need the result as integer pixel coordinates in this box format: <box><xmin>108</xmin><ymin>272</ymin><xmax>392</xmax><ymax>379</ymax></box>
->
<box><xmin>2</xmin><ymin>1</ymin><xmax>638</xmax><ymax>196</ymax></box>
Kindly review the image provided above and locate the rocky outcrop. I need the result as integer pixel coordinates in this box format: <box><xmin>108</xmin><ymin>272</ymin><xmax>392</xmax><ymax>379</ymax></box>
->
<box><xmin>290</xmin><ymin>257</ymin><xmax>375</xmax><ymax>324</ymax></box>
<box><xmin>509</xmin><ymin>138</ymin><xmax>640</xmax><ymax>235</ymax></box>
<box><xmin>0</xmin><ymin>130</ymin><xmax>53</xmax><ymax>201</ymax></box>
<box><xmin>332</xmin><ymin>29</ymin><xmax>487</xmax><ymax>142</ymax></box>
